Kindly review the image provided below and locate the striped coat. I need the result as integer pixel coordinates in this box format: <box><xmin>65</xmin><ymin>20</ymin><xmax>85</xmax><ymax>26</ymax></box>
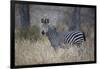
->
<box><xmin>46</xmin><ymin>26</ymin><xmax>85</xmax><ymax>49</ymax></box>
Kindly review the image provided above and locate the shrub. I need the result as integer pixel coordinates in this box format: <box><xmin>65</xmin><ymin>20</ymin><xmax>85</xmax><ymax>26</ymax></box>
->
<box><xmin>15</xmin><ymin>25</ymin><xmax>41</xmax><ymax>41</ymax></box>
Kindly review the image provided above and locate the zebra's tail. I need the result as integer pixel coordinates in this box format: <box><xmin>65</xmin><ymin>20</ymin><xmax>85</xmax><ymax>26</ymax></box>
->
<box><xmin>83</xmin><ymin>32</ymin><xmax>86</xmax><ymax>41</ymax></box>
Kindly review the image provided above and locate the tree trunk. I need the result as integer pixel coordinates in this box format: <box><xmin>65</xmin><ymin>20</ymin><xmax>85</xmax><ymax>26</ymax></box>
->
<box><xmin>19</xmin><ymin>4</ymin><xmax>30</xmax><ymax>27</ymax></box>
<box><xmin>69</xmin><ymin>7</ymin><xmax>80</xmax><ymax>31</ymax></box>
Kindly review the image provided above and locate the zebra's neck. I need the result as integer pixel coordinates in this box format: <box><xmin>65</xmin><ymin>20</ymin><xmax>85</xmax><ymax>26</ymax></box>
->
<box><xmin>46</xmin><ymin>27</ymin><xmax>58</xmax><ymax>40</ymax></box>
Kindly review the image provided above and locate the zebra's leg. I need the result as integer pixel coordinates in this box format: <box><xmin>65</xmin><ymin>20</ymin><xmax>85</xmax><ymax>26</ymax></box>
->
<box><xmin>74</xmin><ymin>43</ymin><xmax>83</xmax><ymax>54</ymax></box>
<box><xmin>66</xmin><ymin>44</ymin><xmax>72</xmax><ymax>49</ymax></box>
<box><xmin>53</xmin><ymin>46</ymin><xmax>58</xmax><ymax>51</ymax></box>
<box><xmin>77</xmin><ymin>42</ymin><xmax>85</xmax><ymax>59</ymax></box>
<box><xmin>61</xmin><ymin>43</ymin><xmax>71</xmax><ymax>49</ymax></box>
<box><xmin>50</xmin><ymin>43</ymin><xmax>59</xmax><ymax>52</ymax></box>
<box><xmin>59</xmin><ymin>43</ymin><xmax>66</xmax><ymax>49</ymax></box>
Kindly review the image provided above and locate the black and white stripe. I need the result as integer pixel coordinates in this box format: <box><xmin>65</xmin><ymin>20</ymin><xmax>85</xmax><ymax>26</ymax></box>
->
<box><xmin>46</xmin><ymin>27</ymin><xmax>85</xmax><ymax>49</ymax></box>
<box><xmin>63</xmin><ymin>32</ymin><xmax>85</xmax><ymax>46</ymax></box>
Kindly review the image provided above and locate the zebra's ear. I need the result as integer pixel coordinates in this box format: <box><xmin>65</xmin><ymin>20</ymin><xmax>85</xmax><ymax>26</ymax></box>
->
<box><xmin>41</xmin><ymin>18</ymin><xmax>44</xmax><ymax>23</ymax></box>
<box><xmin>45</xmin><ymin>18</ymin><xmax>49</xmax><ymax>24</ymax></box>
<box><xmin>41</xmin><ymin>18</ymin><xmax>49</xmax><ymax>24</ymax></box>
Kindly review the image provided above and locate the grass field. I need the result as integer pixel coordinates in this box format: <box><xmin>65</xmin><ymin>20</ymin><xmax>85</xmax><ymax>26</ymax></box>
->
<box><xmin>15</xmin><ymin>26</ymin><xmax>95</xmax><ymax>65</ymax></box>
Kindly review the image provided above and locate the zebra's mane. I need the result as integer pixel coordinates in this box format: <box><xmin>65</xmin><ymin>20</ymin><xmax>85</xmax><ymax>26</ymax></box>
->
<box><xmin>46</xmin><ymin>25</ymin><xmax>58</xmax><ymax>37</ymax></box>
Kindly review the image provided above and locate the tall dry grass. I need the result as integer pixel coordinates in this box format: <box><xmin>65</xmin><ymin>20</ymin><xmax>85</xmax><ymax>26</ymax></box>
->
<box><xmin>15</xmin><ymin>26</ymin><xmax>94</xmax><ymax>65</ymax></box>
<box><xmin>15</xmin><ymin>18</ymin><xmax>94</xmax><ymax>65</ymax></box>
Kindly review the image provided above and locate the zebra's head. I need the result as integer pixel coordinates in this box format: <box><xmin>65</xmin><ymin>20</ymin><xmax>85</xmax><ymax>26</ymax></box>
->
<box><xmin>40</xmin><ymin>18</ymin><xmax>56</xmax><ymax>35</ymax></box>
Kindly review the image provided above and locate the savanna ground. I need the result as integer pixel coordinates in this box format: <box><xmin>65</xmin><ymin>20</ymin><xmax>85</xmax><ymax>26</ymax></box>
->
<box><xmin>15</xmin><ymin>23</ymin><xmax>95</xmax><ymax>65</ymax></box>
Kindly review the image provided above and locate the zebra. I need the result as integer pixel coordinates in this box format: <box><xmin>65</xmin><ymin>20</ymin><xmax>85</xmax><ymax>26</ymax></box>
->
<box><xmin>40</xmin><ymin>18</ymin><xmax>86</xmax><ymax>50</ymax></box>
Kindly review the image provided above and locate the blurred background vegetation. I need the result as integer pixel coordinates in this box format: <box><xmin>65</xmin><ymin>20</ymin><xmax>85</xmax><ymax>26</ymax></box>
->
<box><xmin>15</xmin><ymin>25</ymin><xmax>40</xmax><ymax>41</ymax></box>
